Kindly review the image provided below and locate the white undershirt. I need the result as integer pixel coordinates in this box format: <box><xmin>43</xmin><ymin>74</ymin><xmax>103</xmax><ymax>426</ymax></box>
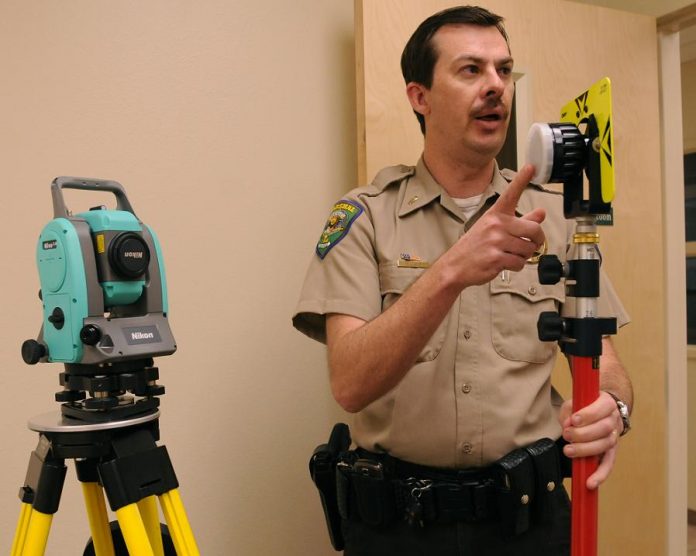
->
<box><xmin>452</xmin><ymin>193</ymin><xmax>484</xmax><ymax>221</ymax></box>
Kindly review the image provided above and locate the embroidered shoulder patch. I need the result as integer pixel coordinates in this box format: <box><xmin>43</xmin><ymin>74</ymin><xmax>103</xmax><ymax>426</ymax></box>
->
<box><xmin>316</xmin><ymin>200</ymin><xmax>364</xmax><ymax>259</ymax></box>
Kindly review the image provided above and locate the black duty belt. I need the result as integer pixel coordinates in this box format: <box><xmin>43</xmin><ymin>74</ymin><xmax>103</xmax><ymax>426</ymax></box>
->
<box><xmin>336</xmin><ymin>437</ymin><xmax>571</xmax><ymax>535</ymax></box>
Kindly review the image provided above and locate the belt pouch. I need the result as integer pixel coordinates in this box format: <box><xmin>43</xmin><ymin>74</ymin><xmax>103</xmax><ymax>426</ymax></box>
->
<box><xmin>349</xmin><ymin>459</ymin><xmax>396</xmax><ymax>527</ymax></box>
<box><xmin>524</xmin><ymin>438</ymin><xmax>561</xmax><ymax>526</ymax></box>
<box><xmin>493</xmin><ymin>448</ymin><xmax>535</xmax><ymax>537</ymax></box>
<box><xmin>336</xmin><ymin>466</ymin><xmax>351</xmax><ymax>521</ymax></box>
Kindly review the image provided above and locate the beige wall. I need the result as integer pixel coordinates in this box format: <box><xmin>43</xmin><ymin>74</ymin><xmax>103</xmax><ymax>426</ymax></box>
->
<box><xmin>0</xmin><ymin>2</ymin><xmax>353</xmax><ymax>554</ymax></box>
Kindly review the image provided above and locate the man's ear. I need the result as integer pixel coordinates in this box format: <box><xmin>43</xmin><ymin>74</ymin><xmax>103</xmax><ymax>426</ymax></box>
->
<box><xmin>406</xmin><ymin>82</ymin><xmax>430</xmax><ymax>118</ymax></box>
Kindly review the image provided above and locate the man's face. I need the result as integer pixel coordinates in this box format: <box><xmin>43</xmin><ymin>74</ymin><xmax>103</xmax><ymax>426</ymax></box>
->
<box><xmin>421</xmin><ymin>24</ymin><xmax>514</xmax><ymax>160</ymax></box>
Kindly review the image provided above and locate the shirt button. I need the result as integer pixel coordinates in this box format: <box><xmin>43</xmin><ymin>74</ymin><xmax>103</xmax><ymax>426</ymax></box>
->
<box><xmin>462</xmin><ymin>442</ymin><xmax>473</xmax><ymax>454</ymax></box>
<box><xmin>463</xmin><ymin>330</ymin><xmax>472</xmax><ymax>340</ymax></box>
<box><xmin>528</xmin><ymin>286</ymin><xmax>537</xmax><ymax>295</ymax></box>
<box><xmin>462</xmin><ymin>383</ymin><xmax>472</xmax><ymax>394</ymax></box>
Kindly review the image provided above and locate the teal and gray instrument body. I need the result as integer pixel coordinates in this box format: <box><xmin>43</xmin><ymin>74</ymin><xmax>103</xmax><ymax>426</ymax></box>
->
<box><xmin>33</xmin><ymin>177</ymin><xmax>176</xmax><ymax>364</ymax></box>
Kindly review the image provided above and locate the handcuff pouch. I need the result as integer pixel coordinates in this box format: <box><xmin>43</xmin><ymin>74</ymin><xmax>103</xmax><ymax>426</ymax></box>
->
<box><xmin>493</xmin><ymin>448</ymin><xmax>535</xmax><ymax>537</ymax></box>
<box><xmin>524</xmin><ymin>437</ymin><xmax>562</xmax><ymax>526</ymax></box>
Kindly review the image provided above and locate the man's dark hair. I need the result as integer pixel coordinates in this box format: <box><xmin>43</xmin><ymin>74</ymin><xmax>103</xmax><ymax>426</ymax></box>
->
<box><xmin>401</xmin><ymin>5</ymin><xmax>509</xmax><ymax>134</ymax></box>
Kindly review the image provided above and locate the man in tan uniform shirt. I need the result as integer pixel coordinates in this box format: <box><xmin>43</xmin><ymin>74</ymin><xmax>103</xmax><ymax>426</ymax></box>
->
<box><xmin>294</xmin><ymin>6</ymin><xmax>632</xmax><ymax>555</ymax></box>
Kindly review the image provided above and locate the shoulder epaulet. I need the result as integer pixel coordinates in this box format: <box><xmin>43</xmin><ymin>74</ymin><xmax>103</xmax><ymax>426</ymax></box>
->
<box><xmin>370</xmin><ymin>164</ymin><xmax>415</xmax><ymax>191</ymax></box>
<box><xmin>500</xmin><ymin>167</ymin><xmax>562</xmax><ymax>195</ymax></box>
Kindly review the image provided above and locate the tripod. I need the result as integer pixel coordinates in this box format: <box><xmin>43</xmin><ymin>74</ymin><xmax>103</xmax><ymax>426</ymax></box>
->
<box><xmin>10</xmin><ymin>408</ymin><xmax>200</xmax><ymax>556</ymax></box>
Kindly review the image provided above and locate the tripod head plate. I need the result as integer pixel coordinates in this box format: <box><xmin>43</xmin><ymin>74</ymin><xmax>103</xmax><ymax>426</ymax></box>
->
<box><xmin>28</xmin><ymin>409</ymin><xmax>159</xmax><ymax>434</ymax></box>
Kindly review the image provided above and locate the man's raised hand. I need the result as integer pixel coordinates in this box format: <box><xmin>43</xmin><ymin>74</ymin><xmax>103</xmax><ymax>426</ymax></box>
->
<box><xmin>443</xmin><ymin>164</ymin><xmax>547</xmax><ymax>288</ymax></box>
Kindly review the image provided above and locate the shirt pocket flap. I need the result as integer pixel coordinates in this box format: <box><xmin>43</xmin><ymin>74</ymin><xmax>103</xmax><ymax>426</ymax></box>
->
<box><xmin>490</xmin><ymin>267</ymin><xmax>565</xmax><ymax>304</ymax></box>
<box><xmin>378</xmin><ymin>262</ymin><xmax>425</xmax><ymax>297</ymax></box>
<box><xmin>490</xmin><ymin>265</ymin><xmax>565</xmax><ymax>364</ymax></box>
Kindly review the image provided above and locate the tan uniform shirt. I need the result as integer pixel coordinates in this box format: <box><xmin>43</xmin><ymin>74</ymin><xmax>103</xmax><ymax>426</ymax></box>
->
<box><xmin>293</xmin><ymin>158</ymin><xmax>629</xmax><ymax>469</ymax></box>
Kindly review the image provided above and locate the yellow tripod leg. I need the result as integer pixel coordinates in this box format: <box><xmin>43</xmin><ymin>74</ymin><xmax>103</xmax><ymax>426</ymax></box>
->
<box><xmin>138</xmin><ymin>496</ymin><xmax>165</xmax><ymax>556</ymax></box>
<box><xmin>10</xmin><ymin>503</ymin><xmax>32</xmax><ymax>556</ymax></box>
<box><xmin>160</xmin><ymin>489</ymin><xmax>200</xmax><ymax>556</ymax></box>
<box><xmin>115</xmin><ymin>503</ymin><xmax>155</xmax><ymax>556</ymax></box>
<box><xmin>81</xmin><ymin>482</ymin><xmax>115</xmax><ymax>556</ymax></box>
<box><xmin>21</xmin><ymin>509</ymin><xmax>53</xmax><ymax>556</ymax></box>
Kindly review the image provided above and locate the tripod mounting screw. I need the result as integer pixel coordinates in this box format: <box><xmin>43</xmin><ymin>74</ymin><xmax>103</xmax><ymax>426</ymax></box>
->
<box><xmin>22</xmin><ymin>339</ymin><xmax>46</xmax><ymax>365</ymax></box>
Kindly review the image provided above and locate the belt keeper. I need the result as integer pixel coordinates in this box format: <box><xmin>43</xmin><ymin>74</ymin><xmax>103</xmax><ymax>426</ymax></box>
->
<box><xmin>473</xmin><ymin>483</ymin><xmax>492</xmax><ymax>519</ymax></box>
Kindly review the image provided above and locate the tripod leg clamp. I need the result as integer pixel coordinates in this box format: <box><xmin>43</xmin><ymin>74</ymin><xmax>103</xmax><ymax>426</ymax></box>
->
<box><xmin>99</xmin><ymin>444</ymin><xmax>179</xmax><ymax>511</ymax></box>
<box><xmin>20</xmin><ymin>455</ymin><xmax>67</xmax><ymax>515</ymax></box>
<box><xmin>19</xmin><ymin>435</ymin><xmax>67</xmax><ymax>515</ymax></box>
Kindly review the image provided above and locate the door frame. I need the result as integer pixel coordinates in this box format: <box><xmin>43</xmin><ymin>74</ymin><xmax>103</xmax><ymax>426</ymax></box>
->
<box><xmin>657</xmin><ymin>5</ymin><xmax>696</xmax><ymax>554</ymax></box>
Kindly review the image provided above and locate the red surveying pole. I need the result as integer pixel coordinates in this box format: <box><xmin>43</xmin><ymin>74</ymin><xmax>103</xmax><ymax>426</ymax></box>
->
<box><xmin>537</xmin><ymin>217</ymin><xmax>615</xmax><ymax>556</ymax></box>
<box><xmin>570</xmin><ymin>354</ymin><xmax>599</xmax><ymax>556</ymax></box>
<box><xmin>569</xmin><ymin>218</ymin><xmax>603</xmax><ymax>556</ymax></box>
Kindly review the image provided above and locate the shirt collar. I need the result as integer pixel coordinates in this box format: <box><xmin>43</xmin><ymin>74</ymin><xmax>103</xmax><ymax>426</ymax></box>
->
<box><xmin>397</xmin><ymin>157</ymin><xmax>443</xmax><ymax>217</ymax></box>
<box><xmin>398</xmin><ymin>157</ymin><xmax>511</xmax><ymax>219</ymax></box>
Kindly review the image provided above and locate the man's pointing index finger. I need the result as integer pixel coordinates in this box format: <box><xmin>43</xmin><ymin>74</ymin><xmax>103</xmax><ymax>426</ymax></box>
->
<box><xmin>491</xmin><ymin>164</ymin><xmax>536</xmax><ymax>215</ymax></box>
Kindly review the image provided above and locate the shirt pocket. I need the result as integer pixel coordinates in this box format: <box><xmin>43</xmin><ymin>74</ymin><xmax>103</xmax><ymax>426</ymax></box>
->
<box><xmin>379</xmin><ymin>263</ymin><xmax>447</xmax><ymax>363</ymax></box>
<box><xmin>490</xmin><ymin>265</ymin><xmax>565</xmax><ymax>364</ymax></box>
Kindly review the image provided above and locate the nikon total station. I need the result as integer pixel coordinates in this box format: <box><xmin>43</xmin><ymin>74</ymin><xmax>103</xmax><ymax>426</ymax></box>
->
<box><xmin>22</xmin><ymin>177</ymin><xmax>175</xmax><ymax>421</ymax></box>
<box><xmin>12</xmin><ymin>178</ymin><xmax>200</xmax><ymax>556</ymax></box>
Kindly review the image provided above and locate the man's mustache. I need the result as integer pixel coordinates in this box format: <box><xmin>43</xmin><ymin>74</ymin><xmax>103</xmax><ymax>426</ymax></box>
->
<box><xmin>471</xmin><ymin>99</ymin><xmax>509</xmax><ymax>119</ymax></box>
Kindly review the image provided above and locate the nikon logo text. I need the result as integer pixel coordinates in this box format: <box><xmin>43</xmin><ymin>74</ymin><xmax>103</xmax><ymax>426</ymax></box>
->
<box><xmin>124</xmin><ymin>325</ymin><xmax>161</xmax><ymax>345</ymax></box>
<box><xmin>124</xmin><ymin>252</ymin><xmax>144</xmax><ymax>259</ymax></box>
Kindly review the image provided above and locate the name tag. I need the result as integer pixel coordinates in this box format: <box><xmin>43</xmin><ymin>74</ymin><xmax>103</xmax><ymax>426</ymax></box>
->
<box><xmin>397</xmin><ymin>253</ymin><xmax>430</xmax><ymax>269</ymax></box>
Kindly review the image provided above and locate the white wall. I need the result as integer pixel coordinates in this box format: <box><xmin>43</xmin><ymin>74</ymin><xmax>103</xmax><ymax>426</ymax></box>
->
<box><xmin>0</xmin><ymin>2</ymin><xmax>352</xmax><ymax>554</ymax></box>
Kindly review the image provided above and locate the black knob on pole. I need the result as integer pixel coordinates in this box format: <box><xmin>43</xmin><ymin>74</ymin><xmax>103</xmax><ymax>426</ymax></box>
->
<box><xmin>538</xmin><ymin>311</ymin><xmax>565</xmax><ymax>342</ymax></box>
<box><xmin>538</xmin><ymin>255</ymin><xmax>564</xmax><ymax>285</ymax></box>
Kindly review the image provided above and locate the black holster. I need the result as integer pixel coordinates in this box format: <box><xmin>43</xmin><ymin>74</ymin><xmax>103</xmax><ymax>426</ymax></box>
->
<box><xmin>309</xmin><ymin>423</ymin><xmax>351</xmax><ymax>551</ymax></box>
